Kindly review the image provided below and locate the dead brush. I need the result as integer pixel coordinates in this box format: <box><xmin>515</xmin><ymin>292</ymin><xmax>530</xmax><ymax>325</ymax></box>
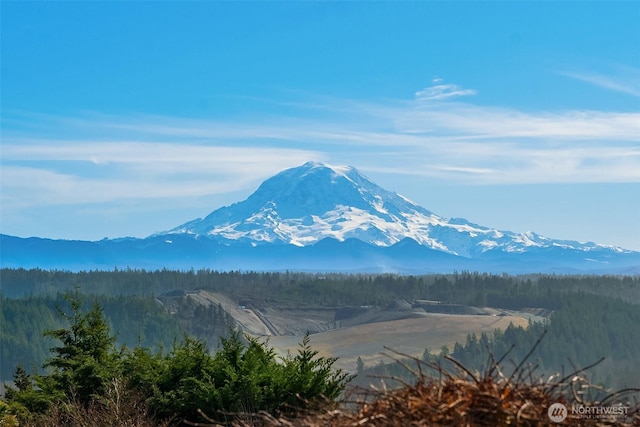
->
<box><xmin>192</xmin><ymin>330</ymin><xmax>640</xmax><ymax>427</ymax></box>
<box><xmin>19</xmin><ymin>378</ymin><xmax>170</xmax><ymax>427</ymax></box>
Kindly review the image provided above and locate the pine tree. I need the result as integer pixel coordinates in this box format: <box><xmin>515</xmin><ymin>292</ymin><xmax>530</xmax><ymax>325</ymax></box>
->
<box><xmin>42</xmin><ymin>293</ymin><xmax>120</xmax><ymax>405</ymax></box>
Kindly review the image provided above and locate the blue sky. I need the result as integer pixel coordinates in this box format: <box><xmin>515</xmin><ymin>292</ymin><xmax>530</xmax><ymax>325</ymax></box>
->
<box><xmin>1</xmin><ymin>1</ymin><xmax>639</xmax><ymax>250</ymax></box>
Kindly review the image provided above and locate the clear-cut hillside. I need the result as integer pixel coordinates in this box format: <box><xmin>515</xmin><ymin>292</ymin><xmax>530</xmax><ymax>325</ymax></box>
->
<box><xmin>163</xmin><ymin>161</ymin><xmax>626</xmax><ymax>258</ymax></box>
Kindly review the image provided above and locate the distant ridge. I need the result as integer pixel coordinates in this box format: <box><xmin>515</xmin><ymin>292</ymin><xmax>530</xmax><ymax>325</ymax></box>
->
<box><xmin>2</xmin><ymin>162</ymin><xmax>638</xmax><ymax>273</ymax></box>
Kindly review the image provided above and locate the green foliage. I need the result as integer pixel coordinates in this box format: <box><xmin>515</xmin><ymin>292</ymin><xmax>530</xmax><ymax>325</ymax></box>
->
<box><xmin>42</xmin><ymin>293</ymin><xmax>120</xmax><ymax>404</ymax></box>
<box><xmin>119</xmin><ymin>345</ymin><xmax>164</xmax><ymax>402</ymax></box>
<box><xmin>0</xmin><ymin>293</ymin><xmax>61</xmax><ymax>381</ymax></box>
<box><xmin>3</xmin><ymin>269</ymin><xmax>640</xmax><ymax>423</ymax></box>
<box><xmin>280</xmin><ymin>334</ymin><xmax>353</xmax><ymax>409</ymax></box>
<box><xmin>4</xmin><ymin>268</ymin><xmax>639</xmax><ymax>307</ymax></box>
<box><xmin>3</xmin><ymin>294</ymin><xmax>352</xmax><ymax>426</ymax></box>
<box><xmin>4</xmin><ymin>293</ymin><xmax>124</xmax><ymax>418</ymax></box>
<box><xmin>0</xmin><ymin>292</ymin><xmax>215</xmax><ymax>381</ymax></box>
<box><xmin>146</xmin><ymin>330</ymin><xmax>353</xmax><ymax>424</ymax></box>
<box><xmin>447</xmin><ymin>292</ymin><xmax>640</xmax><ymax>386</ymax></box>
<box><xmin>0</xmin><ymin>400</ymin><xmax>19</xmax><ymax>427</ymax></box>
<box><xmin>3</xmin><ymin>366</ymin><xmax>52</xmax><ymax>418</ymax></box>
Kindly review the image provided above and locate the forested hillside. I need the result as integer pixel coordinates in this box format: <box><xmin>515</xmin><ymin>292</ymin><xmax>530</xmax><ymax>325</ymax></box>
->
<box><xmin>2</xmin><ymin>294</ymin><xmax>351</xmax><ymax>426</ymax></box>
<box><xmin>3</xmin><ymin>268</ymin><xmax>639</xmax><ymax>304</ymax></box>
<box><xmin>2</xmin><ymin>269</ymin><xmax>639</xmax><ymax>389</ymax></box>
<box><xmin>356</xmin><ymin>291</ymin><xmax>640</xmax><ymax>390</ymax></box>
<box><xmin>1</xmin><ymin>290</ymin><xmax>234</xmax><ymax>381</ymax></box>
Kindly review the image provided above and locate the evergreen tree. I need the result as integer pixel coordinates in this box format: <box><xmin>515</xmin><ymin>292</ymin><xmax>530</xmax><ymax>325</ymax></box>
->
<box><xmin>42</xmin><ymin>293</ymin><xmax>121</xmax><ymax>405</ymax></box>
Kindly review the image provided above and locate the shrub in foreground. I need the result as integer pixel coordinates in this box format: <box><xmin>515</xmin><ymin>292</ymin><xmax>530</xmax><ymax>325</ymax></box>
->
<box><xmin>2</xmin><ymin>293</ymin><xmax>353</xmax><ymax>426</ymax></box>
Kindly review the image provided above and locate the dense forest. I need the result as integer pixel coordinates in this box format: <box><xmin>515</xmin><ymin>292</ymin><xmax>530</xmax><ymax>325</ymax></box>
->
<box><xmin>1</xmin><ymin>291</ymin><xmax>235</xmax><ymax>382</ymax></box>
<box><xmin>2</xmin><ymin>269</ymin><xmax>639</xmax><ymax>403</ymax></box>
<box><xmin>3</xmin><ymin>267</ymin><xmax>639</xmax><ymax>304</ymax></box>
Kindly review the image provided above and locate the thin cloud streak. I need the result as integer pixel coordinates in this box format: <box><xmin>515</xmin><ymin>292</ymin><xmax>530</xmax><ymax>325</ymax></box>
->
<box><xmin>2</xmin><ymin>140</ymin><xmax>319</xmax><ymax>166</ymax></box>
<box><xmin>2</xmin><ymin>86</ymin><xmax>639</xmax><ymax>212</ymax></box>
<box><xmin>414</xmin><ymin>83</ymin><xmax>477</xmax><ymax>101</ymax></box>
<box><xmin>6</xmin><ymin>99</ymin><xmax>638</xmax><ymax>145</ymax></box>
<box><xmin>560</xmin><ymin>67</ymin><xmax>640</xmax><ymax>97</ymax></box>
<box><xmin>395</xmin><ymin>104</ymin><xmax>640</xmax><ymax>140</ymax></box>
<box><xmin>1</xmin><ymin>165</ymin><xmax>256</xmax><ymax>207</ymax></box>
<box><xmin>1</xmin><ymin>143</ymin><xmax>325</xmax><ymax>207</ymax></box>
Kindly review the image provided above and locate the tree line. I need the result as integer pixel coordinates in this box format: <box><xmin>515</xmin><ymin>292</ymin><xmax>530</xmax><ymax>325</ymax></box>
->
<box><xmin>3</xmin><ymin>268</ymin><xmax>639</xmax><ymax>305</ymax></box>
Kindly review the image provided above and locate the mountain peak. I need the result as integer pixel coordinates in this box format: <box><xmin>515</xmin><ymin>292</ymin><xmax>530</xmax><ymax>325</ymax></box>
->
<box><xmin>162</xmin><ymin>162</ymin><xmax>629</xmax><ymax>258</ymax></box>
<box><xmin>166</xmin><ymin>161</ymin><xmax>436</xmax><ymax>246</ymax></box>
<box><xmin>297</xmin><ymin>161</ymin><xmax>356</xmax><ymax>177</ymax></box>
<box><xmin>5</xmin><ymin>161</ymin><xmax>635</xmax><ymax>274</ymax></box>
<box><xmin>238</xmin><ymin>161</ymin><xmax>416</xmax><ymax>221</ymax></box>
<box><xmin>268</xmin><ymin>161</ymin><xmax>359</xmax><ymax>190</ymax></box>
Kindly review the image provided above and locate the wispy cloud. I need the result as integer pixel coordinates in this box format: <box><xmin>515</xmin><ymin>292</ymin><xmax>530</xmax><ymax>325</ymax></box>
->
<box><xmin>414</xmin><ymin>79</ymin><xmax>478</xmax><ymax>101</ymax></box>
<box><xmin>559</xmin><ymin>65</ymin><xmax>640</xmax><ymax>96</ymax></box>
<box><xmin>2</xmin><ymin>82</ymin><xmax>639</xmax><ymax>216</ymax></box>
<box><xmin>394</xmin><ymin>104</ymin><xmax>640</xmax><ymax>139</ymax></box>
<box><xmin>1</xmin><ymin>139</ymin><xmax>324</xmax><ymax>208</ymax></box>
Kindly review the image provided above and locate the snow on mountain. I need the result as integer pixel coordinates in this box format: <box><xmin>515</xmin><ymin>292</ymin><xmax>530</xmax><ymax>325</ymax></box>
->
<box><xmin>162</xmin><ymin>161</ymin><xmax>627</xmax><ymax>257</ymax></box>
<box><xmin>2</xmin><ymin>161</ymin><xmax>636</xmax><ymax>274</ymax></box>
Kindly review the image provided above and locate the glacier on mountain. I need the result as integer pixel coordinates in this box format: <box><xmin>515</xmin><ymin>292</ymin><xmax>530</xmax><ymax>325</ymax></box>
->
<box><xmin>3</xmin><ymin>161</ymin><xmax>637</xmax><ymax>273</ymax></box>
<box><xmin>162</xmin><ymin>161</ymin><xmax>628</xmax><ymax>258</ymax></box>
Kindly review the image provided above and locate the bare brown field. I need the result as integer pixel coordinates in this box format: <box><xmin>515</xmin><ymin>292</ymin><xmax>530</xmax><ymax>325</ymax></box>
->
<box><xmin>163</xmin><ymin>290</ymin><xmax>535</xmax><ymax>374</ymax></box>
<box><xmin>268</xmin><ymin>313</ymin><xmax>529</xmax><ymax>372</ymax></box>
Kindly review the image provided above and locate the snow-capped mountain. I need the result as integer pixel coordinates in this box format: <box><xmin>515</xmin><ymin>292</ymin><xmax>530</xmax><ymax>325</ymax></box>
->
<box><xmin>162</xmin><ymin>161</ymin><xmax>625</xmax><ymax>258</ymax></box>
<box><xmin>2</xmin><ymin>161</ymin><xmax>637</xmax><ymax>273</ymax></box>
